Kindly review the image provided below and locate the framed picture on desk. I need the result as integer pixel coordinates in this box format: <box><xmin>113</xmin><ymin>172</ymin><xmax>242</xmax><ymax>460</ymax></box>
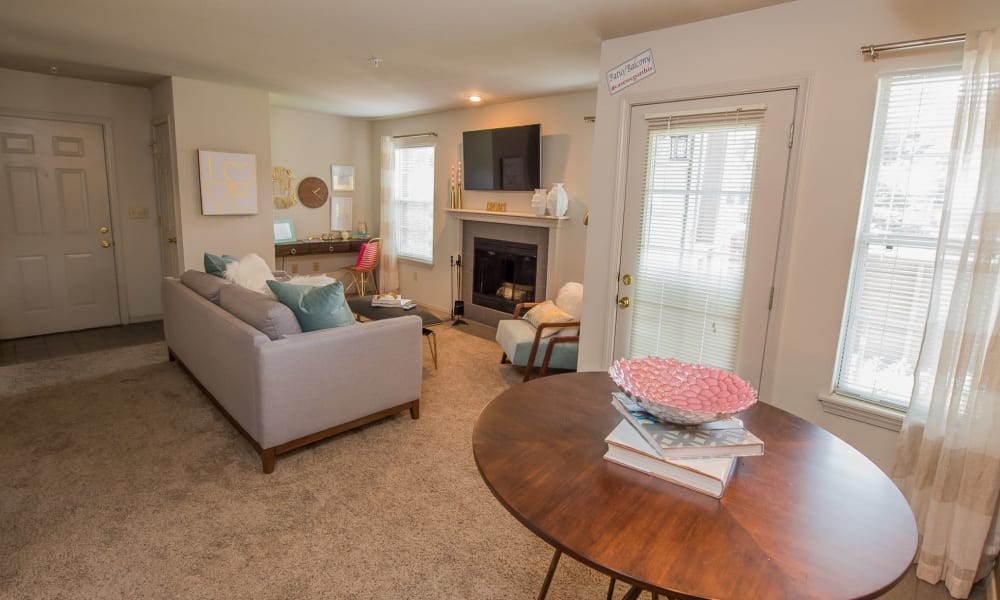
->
<box><xmin>273</xmin><ymin>219</ymin><xmax>296</xmax><ymax>244</ymax></box>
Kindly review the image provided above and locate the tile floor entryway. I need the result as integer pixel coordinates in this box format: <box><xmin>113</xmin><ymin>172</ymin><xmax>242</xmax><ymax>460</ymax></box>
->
<box><xmin>0</xmin><ymin>320</ymin><xmax>164</xmax><ymax>366</ymax></box>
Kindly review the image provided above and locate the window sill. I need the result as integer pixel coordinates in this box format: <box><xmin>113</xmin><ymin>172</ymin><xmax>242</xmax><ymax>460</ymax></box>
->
<box><xmin>817</xmin><ymin>393</ymin><xmax>905</xmax><ymax>432</ymax></box>
<box><xmin>398</xmin><ymin>256</ymin><xmax>434</xmax><ymax>267</ymax></box>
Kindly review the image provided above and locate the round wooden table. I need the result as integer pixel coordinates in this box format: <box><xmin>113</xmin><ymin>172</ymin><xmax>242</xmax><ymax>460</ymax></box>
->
<box><xmin>472</xmin><ymin>372</ymin><xmax>917</xmax><ymax>599</ymax></box>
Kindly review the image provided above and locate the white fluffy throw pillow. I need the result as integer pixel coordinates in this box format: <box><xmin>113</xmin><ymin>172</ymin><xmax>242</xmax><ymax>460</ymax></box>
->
<box><xmin>554</xmin><ymin>282</ymin><xmax>584</xmax><ymax>319</ymax></box>
<box><xmin>287</xmin><ymin>274</ymin><xmax>339</xmax><ymax>287</ymax></box>
<box><xmin>224</xmin><ymin>253</ymin><xmax>275</xmax><ymax>296</ymax></box>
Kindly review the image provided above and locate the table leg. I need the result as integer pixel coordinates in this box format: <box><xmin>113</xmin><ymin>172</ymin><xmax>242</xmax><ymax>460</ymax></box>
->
<box><xmin>621</xmin><ymin>586</ymin><xmax>643</xmax><ymax>600</ymax></box>
<box><xmin>424</xmin><ymin>329</ymin><xmax>438</xmax><ymax>369</ymax></box>
<box><xmin>606</xmin><ymin>578</ymin><xmax>616</xmax><ymax>600</ymax></box>
<box><xmin>537</xmin><ymin>548</ymin><xmax>562</xmax><ymax>600</ymax></box>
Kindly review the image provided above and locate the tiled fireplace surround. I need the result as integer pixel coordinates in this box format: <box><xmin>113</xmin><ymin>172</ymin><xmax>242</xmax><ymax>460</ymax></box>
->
<box><xmin>454</xmin><ymin>212</ymin><xmax>566</xmax><ymax>328</ymax></box>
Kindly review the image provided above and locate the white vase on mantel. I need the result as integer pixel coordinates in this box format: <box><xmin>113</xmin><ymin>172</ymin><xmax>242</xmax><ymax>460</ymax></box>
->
<box><xmin>547</xmin><ymin>183</ymin><xmax>568</xmax><ymax>217</ymax></box>
<box><xmin>531</xmin><ymin>188</ymin><xmax>547</xmax><ymax>217</ymax></box>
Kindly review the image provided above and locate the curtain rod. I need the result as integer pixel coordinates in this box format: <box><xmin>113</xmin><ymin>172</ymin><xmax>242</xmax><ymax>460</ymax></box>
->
<box><xmin>861</xmin><ymin>33</ymin><xmax>965</xmax><ymax>60</ymax></box>
<box><xmin>392</xmin><ymin>132</ymin><xmax>437</xmax><ymax>139</ymax></box>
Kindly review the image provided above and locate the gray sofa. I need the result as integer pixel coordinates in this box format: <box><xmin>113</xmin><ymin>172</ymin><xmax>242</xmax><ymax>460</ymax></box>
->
<box><xmin>162</xmin><ymin>271</ymin><xmax>422</xmax><ymax>473</ymax></box>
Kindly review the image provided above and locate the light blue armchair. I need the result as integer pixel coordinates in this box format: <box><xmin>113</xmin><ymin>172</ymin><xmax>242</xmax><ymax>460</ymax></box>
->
<box><xmin>496</xmin><ymin>283</ymin><xmax>583</xmax><ymax>381</ymax></box>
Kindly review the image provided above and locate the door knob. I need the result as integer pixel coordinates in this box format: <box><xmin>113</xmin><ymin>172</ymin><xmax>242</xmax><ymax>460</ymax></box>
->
<box><xmin>100</xmin><ymin>240</ymin><xmax>111</xmax><ymax>248</ymax></box>
<box><xmin>99</xmin><ymin>226</ymin><xmax>109</xmax><ymax>234</ymax></box>
<box><xmin>621</xmin><ymin>274</ymin><xmax>633</xmax><ymax>286</ymax></box>
<box><xmin>618</xmin><ymin>296</ymin><xmax>631</xmax><ymax>309</ymax></box>
<box><xmin>167</xmin><ymin>237</ymin><xmax>177</xmax><ymax>244</ymax></box>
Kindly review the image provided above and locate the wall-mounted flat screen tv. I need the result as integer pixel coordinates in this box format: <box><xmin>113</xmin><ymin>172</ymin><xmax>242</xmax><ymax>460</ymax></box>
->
<box><xmin>462</xmin><ymin>124</ymin><xmax>540</xmax><ymax>191</ymax></box>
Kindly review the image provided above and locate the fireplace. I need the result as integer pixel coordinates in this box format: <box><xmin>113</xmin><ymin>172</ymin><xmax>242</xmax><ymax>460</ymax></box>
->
<box><xmin>457</xmin><ymin>217</ymin><xmax>555</xmax><ymax>328</ymax></box>
<box><xmin>473</xmin><ymin>238</ymin><xmax>538</xmax><ymax>314</ymax></box>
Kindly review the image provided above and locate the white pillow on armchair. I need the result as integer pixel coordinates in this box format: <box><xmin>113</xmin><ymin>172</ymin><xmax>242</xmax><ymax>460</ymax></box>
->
<box><xmin>554</xmin><ymin>282</ymin><xmax>584</xmax><ymax>318</ymax></box>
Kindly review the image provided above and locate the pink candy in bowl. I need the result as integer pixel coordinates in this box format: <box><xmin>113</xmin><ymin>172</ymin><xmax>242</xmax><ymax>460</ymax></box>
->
<box><xmin>608</xmin><ymin>357</ymin><xmax>758</xmax><ymax>425</ymax></box>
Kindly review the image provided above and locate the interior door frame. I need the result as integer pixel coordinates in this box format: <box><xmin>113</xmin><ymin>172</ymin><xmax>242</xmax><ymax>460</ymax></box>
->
<box><xmin>0</xmin><ymin>107</ymin><xmax>130</xmax><ymax>326</ymax></box>
<box><xmin>600</xmin><ymin>74</ymin><xmax>811</xmax><ymax>393</ymax></box>
<box><xmin>151</xmin><ymin>115</ymin><xmax>182</xmax><ymax>277</ymax></box>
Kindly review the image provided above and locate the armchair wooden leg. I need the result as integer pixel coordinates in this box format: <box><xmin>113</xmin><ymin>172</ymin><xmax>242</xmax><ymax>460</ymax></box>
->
<box><xmin>409</xmin><ymin>399</ymin><xmax>420</xmax><ymax>420</ymax></box>
<box><xmin>523</xmin><ymin>342</ymin><xmax>541</xmax><ymax>382</ymax></box>
<box><xmin>500</xmin><ymin>352</ymin><xmax>510</xmax><ymax>364</ymax></box>
<box><xmin>540</xmin><ymin>341</ymin><xmax>560</xmax><ymax>378</ymax></box>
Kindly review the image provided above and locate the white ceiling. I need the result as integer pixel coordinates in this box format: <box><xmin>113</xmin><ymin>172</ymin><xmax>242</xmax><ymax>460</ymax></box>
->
<box><xmin>0</xmin><ymin>0</ymin><xmax>792</xmax><ymax>119</ymax></box>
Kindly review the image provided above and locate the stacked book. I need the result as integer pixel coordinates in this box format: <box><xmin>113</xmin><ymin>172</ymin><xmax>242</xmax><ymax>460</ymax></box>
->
<box><xmin>371</xmin><ymin>293</ymin><xmax>417</xmax><ymax>310</ymax></box>
<box><xmin>604</xmin><ymin>391</ymin><xmax>763</xmax><ymax>498</ymax></box>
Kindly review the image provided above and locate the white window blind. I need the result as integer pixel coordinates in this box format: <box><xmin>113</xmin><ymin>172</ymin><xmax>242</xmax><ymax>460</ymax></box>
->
<box><xmin>836</xmin><ymin>68</ymin><xmax>961</xmax><ymax>408</ymax></box>
<box><xmin>393</xmin><ymin>144</ymin><xmax>435</xmax><ymax>263</ymax></box>
<box><xmin>628</xmin><ymin>108</ymin><xmax>764</xmax><ymax>371</ymax></box>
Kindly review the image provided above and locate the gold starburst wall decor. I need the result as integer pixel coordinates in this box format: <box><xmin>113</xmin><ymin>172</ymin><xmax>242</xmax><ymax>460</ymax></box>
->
<box><xmin>272</xmin><ymin>166</ymin><xmax>297</xmax><ymax>209</ymax></box>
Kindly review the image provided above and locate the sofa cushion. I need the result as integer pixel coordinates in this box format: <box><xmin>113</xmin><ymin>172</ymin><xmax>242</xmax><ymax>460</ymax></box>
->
<box><xmin>266</xmin><ymin>280</ymin><xmax>356</xmax><ymax>332</ymax></box>
<box><xmin>180</xmin><ymin>269</ymin><xmax>231</xmax><ymax>305</ymax></box>
<box><xmin>219</xmin><ymin>283</ymin><xmax>302</xmax><ymax>340</ymax></box>
<box><xmin>204</xmin><ymin>253</ymin><xmax>237</xmax><ymax>278</ymax></box>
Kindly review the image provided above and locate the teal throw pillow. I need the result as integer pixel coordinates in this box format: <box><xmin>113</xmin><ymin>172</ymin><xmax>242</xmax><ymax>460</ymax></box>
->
<box><xmin>204</xmin><ymin>252</ymin><xmax>237</xmax><ymax>278</ymax></box>
<box><xmin>266</xmin><ymin>280</ymin><xmax>357</xmax><ymax>332</ymax></box>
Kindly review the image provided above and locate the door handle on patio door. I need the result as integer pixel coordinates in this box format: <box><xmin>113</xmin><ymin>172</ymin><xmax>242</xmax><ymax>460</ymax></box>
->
<box><xmin>617</xmin><ymin>297</ymin><xmax>631</xmax><ymax>309</ymax></box>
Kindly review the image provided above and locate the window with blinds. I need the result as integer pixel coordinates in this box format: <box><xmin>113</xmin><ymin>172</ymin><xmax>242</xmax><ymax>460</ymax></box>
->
<box><xmin>393</xmin><ymin>144</ymin><xmax>435</xmax><ymax>263</ymax></box>
<box><xmin>628</xmin><ymin>108</ymin><xmax>764</xmax><ymax>370</ymax></box>
<box><xmin>835</xmin><ymin>68</ymin><xmax>962</xmax><ymax>409</ymax></box>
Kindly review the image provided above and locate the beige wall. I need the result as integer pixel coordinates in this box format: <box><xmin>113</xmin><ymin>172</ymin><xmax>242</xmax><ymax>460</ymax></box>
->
<box><xmin>581</xmin><ymin>0</ymin><xmax>1000</xmax><ymax>470</ymax></box>
<box><xmin>370</xmin><ymin>90</ymin><xmax>596</xmax><ymax>312</ymax></box>
<box><xmin>167</xmin><ymin>77</ymin><xmax>273</xmax><ymax>270</ymax></box>
<box><xmin>0</xmin><ymin>67</ymin><xmax>162</xmax><ymax>320</ymax></box>
<box><xmin>269</xmin><ymin>106</ymin><xmax>372</xmax><ymax>240</ymax></box>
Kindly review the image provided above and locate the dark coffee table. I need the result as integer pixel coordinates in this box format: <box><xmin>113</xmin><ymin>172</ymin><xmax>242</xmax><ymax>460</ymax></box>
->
<box><xmin>473</xmin><ymin>372</ymin><xmax>918</xmax><ymax>599</ymax></box>
<box><xmin>347</xmin><ymin>296</ymin><xmax>443</xmax><ymax>368</ymax></box>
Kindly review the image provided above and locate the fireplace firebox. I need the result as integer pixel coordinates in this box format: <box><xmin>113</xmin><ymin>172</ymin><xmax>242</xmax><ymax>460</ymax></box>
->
<box><xmin>473</xmin><ymin>238</ymin><xmax>538</xmax><ymax>314</ymax></box>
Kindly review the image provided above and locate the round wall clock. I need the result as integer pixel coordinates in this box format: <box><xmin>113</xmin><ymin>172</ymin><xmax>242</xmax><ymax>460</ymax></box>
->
<box><xmin>297</xmin><ymin>177</ymin><xmax>329</xmax><ymax>208</ymax></box>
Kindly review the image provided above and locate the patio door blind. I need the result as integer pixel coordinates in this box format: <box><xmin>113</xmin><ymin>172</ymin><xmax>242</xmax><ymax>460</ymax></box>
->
<box><xmin>628</xmin><ymin>107</ymin><xmax>764</xmax><ymax>370</ymax></box>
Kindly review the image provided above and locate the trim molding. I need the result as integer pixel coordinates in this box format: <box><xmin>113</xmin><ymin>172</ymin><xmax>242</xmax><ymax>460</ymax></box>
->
<box><xmin>817</xmin><ymin>393</ymin><xmax>904</xmax><ymax>432</ymax></box>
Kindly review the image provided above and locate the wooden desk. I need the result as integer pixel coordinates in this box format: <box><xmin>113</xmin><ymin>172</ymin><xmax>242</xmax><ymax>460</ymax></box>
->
<box><xmin>274</xmin><ymin>240</ymin><xmax>362</xmax><ymax>275</ymax></box>
<box><xmin>472</xmin><ymin>372</ymin><xmax>917</xmax><ymax>600</ymax></box>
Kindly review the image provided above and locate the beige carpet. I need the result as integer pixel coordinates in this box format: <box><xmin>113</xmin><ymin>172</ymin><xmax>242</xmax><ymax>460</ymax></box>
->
<box><xmin>0</xmin><ymin>325</ymin><xmax>984</xmax><ymax>599</ymax></box>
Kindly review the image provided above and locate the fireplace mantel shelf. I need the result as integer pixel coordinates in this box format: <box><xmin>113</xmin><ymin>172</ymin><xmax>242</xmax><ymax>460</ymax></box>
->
<box><xmin>446</xmin><ymin>208</ymin><xmax>569</xmax><ymax>229</ymax></box>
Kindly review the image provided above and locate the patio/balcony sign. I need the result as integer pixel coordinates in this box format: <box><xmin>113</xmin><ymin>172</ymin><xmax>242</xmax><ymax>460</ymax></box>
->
<box><xmin>606</xmin><ymin>49</ymin><xmax>656</xmax><ymax>95</ymax></box>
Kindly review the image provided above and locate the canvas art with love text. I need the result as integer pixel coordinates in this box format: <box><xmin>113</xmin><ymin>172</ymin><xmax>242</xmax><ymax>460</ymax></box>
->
<box><xmin>199</xmin><ymin>150</ymin><xmax>258</xmax><ymax>215</ymax></box>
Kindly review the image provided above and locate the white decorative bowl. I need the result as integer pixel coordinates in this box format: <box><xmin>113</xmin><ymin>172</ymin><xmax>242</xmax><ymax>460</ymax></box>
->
<box><xmin>608</xmin><ymin>357</ymin><xmax>758</xmax><ymax>425</ymax></box>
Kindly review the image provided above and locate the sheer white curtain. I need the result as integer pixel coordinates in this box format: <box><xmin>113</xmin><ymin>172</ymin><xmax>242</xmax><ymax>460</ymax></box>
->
<box><xmin>891</xmin><ymin>28</ymin><xmax>1000</xmax><ymax>599</ymax></box>
<box><xmin>378</xmin><ymin>135</ymin><xmax>400</xmax><ymax>293</ymax></box>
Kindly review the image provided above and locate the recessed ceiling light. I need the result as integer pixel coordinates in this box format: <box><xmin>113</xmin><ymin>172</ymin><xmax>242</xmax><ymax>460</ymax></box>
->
<box><xmin>468</xmin><ymin>94</ymin><xmax>482</xmax><ymax>103</ymax></box>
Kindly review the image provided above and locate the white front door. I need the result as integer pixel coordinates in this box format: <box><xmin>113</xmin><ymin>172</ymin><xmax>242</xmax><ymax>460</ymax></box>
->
<box><xmin>612</xmin><ymin>90</ymin><xmax>797</xmax><ymax>388</ymax></box>
<box><xmin>0</xmin><ymin>116</ymin><xmax>121</xmax><ymax>339</ymax></box>
<box><xmin>152</xmin><ymin>121</ymin><xmax>180</xmax><ymax>277</ymax></box>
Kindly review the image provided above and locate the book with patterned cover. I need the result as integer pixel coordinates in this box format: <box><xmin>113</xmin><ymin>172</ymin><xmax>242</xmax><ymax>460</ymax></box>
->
<box><xmin>604</xmin><ymin>420</ymin><xmax>737</xmax><ymax>498</ymax></box>
<box><xmin>610</xmin><ymin>392</ymin><xmax>763</xmax><ymax>460</ymax></box>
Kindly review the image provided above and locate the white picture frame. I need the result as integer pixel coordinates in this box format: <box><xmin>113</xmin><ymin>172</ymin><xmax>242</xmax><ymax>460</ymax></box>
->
<box><xmin>199</xmin><ymin>150</ymin><xmax>258</xmax><ymax>215</ymax></box>
<box><xmin>330</xmin><ymin>196</ymin><xmax>353</xmax><ymax>231</ymax></box>
<box><xmin>332</xmin><ymin>164</ymin><xmax>355</xmax><ymax>192</ymax></box>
